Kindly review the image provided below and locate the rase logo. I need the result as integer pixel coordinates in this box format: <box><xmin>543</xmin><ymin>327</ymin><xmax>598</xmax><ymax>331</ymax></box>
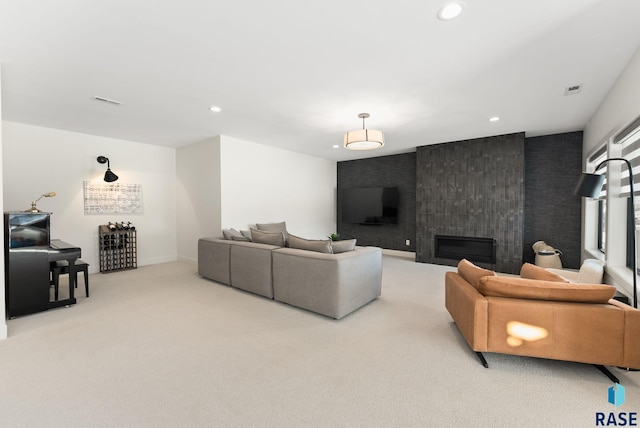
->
<box><xmin>596</xmin><ymin>383</ymin><xmax>637</xmax><ymax>426</ymax></box>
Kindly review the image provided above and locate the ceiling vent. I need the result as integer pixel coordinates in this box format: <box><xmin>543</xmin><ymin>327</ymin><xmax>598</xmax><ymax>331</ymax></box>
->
<box><xmin>564</xmin><ymin>84</ymin><xmax>582</xmax><ymax>96</ymax></box>
<box><xmin>94</xmin><ymin>96</ymin><xmax>122</xmax><ymax>105</ymax></box>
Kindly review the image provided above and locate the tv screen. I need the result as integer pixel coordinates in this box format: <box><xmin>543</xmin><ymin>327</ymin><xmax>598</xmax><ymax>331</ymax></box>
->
<box><xmin>341</xmin><ymin>187</ymin><xmax>399</xmax><ymax>225</ymax></box>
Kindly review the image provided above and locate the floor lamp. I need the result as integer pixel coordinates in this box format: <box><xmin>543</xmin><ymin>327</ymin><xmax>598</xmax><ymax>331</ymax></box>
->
<box><xmin>574</xmin><ymin>158</ymin><xmax>638</xmax><ymax>309</ymax></box>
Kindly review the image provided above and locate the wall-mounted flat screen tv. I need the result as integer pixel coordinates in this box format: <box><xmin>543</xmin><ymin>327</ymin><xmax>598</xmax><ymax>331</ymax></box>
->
<box><xmin>341</xmin><ymin>187</ymin><xmax>399</xmax><ymax>225</ymax></box>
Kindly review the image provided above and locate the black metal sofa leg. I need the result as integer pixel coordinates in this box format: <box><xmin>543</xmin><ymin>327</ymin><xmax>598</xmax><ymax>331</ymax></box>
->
<box><xmin>476</xmin><ymin>352</ymin><xmax>489</xmax><ymax>368</ymax></box>
<box><xmin>595</xmin><ymin>365</ymin><xmax>620</xmax><ymax>384</ymax></box>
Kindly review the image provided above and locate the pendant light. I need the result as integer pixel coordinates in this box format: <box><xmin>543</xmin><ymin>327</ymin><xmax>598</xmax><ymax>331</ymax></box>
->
<box><xmin>343</xmin><ymin>113</ymin><xmax>385</xmax><ymax>150</ymax></box>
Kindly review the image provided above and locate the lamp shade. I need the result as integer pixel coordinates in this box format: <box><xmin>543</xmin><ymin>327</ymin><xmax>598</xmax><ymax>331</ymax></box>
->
<box><xmin>573</xmin><ymin>173</ymin><xmax>605</xmax><ymax>198</ymax></box>
<box><xmin>104</xmin><ymin>169</ymin><xmax>119</xmax><ymax>182</ymax></box>
<box><xmin>343</xmin><ymin>129</ymin><xmax>385</xmax><ymax>150</ymax></box>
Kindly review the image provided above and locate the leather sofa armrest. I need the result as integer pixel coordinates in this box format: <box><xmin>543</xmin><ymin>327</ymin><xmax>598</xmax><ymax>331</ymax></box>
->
<box><xmin>445</xmin><ymin>271</ymin><xmax>488</xmax><ymax>351</ymax></box>
<box><xmin>608</xmin><ymin>299</ymin><xmax>640</xmax><ymax>368</ymax></box>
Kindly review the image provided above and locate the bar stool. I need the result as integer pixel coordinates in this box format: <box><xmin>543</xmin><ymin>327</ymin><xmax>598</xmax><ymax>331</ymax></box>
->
<box><xmin>50</xmin><ymin>260</ymin><xmax>90</xmax><ymax>299</ymax></box>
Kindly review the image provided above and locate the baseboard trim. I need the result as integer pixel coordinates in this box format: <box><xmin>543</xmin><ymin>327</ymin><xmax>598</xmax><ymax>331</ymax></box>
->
<box><xmin>382</xmin><ymin>249</ymin><xmax>416</xmax><ymax>260</ymax></box>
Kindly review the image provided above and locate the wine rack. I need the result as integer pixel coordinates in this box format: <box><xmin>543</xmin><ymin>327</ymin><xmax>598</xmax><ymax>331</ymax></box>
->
<box><xmin>99</xmin><ymin>224</ymin><xmax>137</xmax><ymax>272</ymax></box>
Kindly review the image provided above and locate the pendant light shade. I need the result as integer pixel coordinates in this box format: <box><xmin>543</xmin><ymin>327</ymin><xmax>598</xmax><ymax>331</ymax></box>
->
<box><xmin>343</xmin><ymin>113</ymin><xmax>384</xmax><ymax>150</ymax></box>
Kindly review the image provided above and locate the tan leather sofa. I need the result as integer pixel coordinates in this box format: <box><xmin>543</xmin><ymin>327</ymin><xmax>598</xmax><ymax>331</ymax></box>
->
<box><xmin>445</xmin><ymin>259</ymin><xmax>640</xmax><ymax>378</ymax></box>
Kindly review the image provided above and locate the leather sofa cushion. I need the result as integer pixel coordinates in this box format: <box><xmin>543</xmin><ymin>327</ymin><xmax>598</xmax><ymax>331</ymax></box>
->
<box><xmin>477</xmin><ymin>276</ymin><xmax>616</xmax><ymax>304</ymax></box>
<box><xmin>457</xmin><ymin>259</ymin><xmax>496</xmax><ymax>289</ymax></box>
<box><xmin>520</xmin><ymin>262</ymin><xmax>569</xmax><ymax>282</ymax></box>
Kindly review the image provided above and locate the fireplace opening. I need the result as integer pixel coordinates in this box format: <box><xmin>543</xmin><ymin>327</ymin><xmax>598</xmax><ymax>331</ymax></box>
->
<box><xmin>434</xmin><ymin>235</ymin><xmax>496</xmax><ymax>264</ymax></box>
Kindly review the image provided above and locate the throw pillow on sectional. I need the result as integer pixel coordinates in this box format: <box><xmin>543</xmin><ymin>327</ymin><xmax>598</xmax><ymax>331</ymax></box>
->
<box><xmin>222</xmin><ymin>228</ymin><xmax>243</xmax><ymax>240</ymax></box>
<box><xmin>331</xmin><ymin>239</ymin><xmax>357</xmax><ymax>254</ymax></box>
<box><xmin>256</xmin><ymin>222</ymin><xmax>288</xmax><ymax>242</ymax></box>
<box><xmin>288</xmin><ymin>234</ymin><xmax>332</xmax><ymax>254</ymax></box>
<box><xmin>250</xmin><ymin>228</ymin><xmax>285</xmax><ymax>247</ymax></box>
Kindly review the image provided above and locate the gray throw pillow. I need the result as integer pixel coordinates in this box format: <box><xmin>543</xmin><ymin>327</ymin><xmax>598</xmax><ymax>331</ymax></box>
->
<box><xmin>256</xmin><ymin>222</ymin><xmax>288</xmax><ymax>240</ymax></box>
<box><xmin>250</xmin><ymin>228</ymin><xmax>285</xmax><ymax>247</ymax></box>
<box><xmin>222</xmin><ymin>228</ymin><xmax>243</xmax><ymax>240</ymax></box>
<box><xmin>288</xmin><ymin>234</ymin><xmax>333</xmax><ymax>254</ymax></box>
<box><xmin>331</xmin><ymin>239</ymin><xmax>357</xmax><ymax>254</ymax></box>
<box><xmin>231</xmin><ymin>236</ymin><xmax>251</xmax><ymax>242</ymax></box>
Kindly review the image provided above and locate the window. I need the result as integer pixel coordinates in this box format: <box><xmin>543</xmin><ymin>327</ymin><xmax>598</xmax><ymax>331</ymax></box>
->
<box><xmin>617</xmin><ymin>116</ymin><xmax>640</xmax><ymax>272</ymax></box>
<box><xmin>588</xmin><ymin>145</ymin><xmax>607</xmax><ymax>252</ymax></box>
<box><xmin>598</xmin><ymin>200</ymin><xmax>606</xmax><ymax>252</ymax></box>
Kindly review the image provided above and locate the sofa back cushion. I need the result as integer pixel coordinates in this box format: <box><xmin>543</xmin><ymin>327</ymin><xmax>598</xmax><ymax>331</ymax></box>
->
<box><xmin>288</xmin><ymin>234</ymin><xmax>332</xmax><ymax>254</ymax></box>
<box><xmin>457</xmin><ymin>259</ymin><xmax>496</xmax><ymax>289</ymax></box>
<box><xmin>477</xmin><ymin>276</ymin><xmax>616</xmax><ymax>304</ymax></box>
<box><xmin>250</xmin><ymin>228</ymin><xmax>285</xmax><ymax>247</ymax></box>
<box><xmin>222</xmin><ymin>228</ymin><xmax>243</xmax><ymax>240</ymax></box>
<box><xmin>520</xmin><ymin>263</ymin><xmax>569</xmax><ymax>282</ymax></box>
<box><xmin>256</xmin><ymin>222</ymin><xmax>288</xmax><ymax>241</ymax></box>
<box><xmin>331</xmin><ymin>239</ymin><xmax>357</xmax><ymax>254</ymax></box>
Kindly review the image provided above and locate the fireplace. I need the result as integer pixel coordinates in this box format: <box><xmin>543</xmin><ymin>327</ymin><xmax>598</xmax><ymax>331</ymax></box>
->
<box><xmin>434</xmin><ymin>235</ymin><xmax>496</xmax><ymax>264</ymax></box>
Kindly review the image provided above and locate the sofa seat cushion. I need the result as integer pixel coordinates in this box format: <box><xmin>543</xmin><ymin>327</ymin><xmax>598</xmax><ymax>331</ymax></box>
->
<box><xmin>457</xmin><ymin>259</ymin><xmax>496</xmax><ymax>289</ymax></box>
<box><xmin>477</xmin><ymin>276</ymin><xmax>616</xmax><ymax>304</ymax></box>
<box><xmin>520</xmin><ymin>262</ymin><xmax>568</xmax><ymax>282</ymax></box>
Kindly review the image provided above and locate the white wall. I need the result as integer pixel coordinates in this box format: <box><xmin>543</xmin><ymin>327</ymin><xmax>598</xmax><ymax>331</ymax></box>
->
<box><xmin>2</xmin><ymin>122</ymin><xmax>177</xmax><ymax>273</ymax></box>
<box><xmin>0</xmin><ymin>66</ymin><xmax>7</xmax><ymax>339</ymax></box>
<box><xmin>220</xmin><ymin>136</ymin><xmax>336</xmax><ymax>240</ymax></box>
<box><xmin>176</xmin><ymin>136</ymin><xmax>221</xmax><ymax>261</ymax></box>
<box><xmin>584</xmin><ymin>46</ymin><xmax>640</xmax><ymax>153</ymax></box>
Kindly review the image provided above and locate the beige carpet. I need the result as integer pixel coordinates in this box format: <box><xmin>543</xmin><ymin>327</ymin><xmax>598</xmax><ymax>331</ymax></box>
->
<box><xmin>1</xmin><ymin>254</ymin><xmax>638</xmax><ymax>427</ymax></box>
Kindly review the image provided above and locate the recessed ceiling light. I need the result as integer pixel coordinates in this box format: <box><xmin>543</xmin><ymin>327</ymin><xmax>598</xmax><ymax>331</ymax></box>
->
<box><xmin>333</xmin><ymin>145</ymin><xmax>340</xmax><ymax>149</ymax></box>
<box><xmin>489</xmin><ymin>116</ymin><xmax>500</xmax><ymax>122</ymax></box>
<box><xmin>209</xmin><ymin>106</ymin><xmax>222</xmax><ymax>113</ymax></box>
<box><xmin>437</xmin><ymin>2</ymin><xmax>464</xmax><ymax>20</ymax></box>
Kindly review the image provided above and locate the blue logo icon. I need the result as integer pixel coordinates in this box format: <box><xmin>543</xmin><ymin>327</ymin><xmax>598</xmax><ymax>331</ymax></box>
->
<box><xmin>609</xmin><ymin>383</ymin><xmax>625</xmax><ymax>408</ymax></box>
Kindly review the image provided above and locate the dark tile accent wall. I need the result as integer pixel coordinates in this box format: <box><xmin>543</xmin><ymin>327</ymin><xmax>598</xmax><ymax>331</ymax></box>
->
<box><xmin>337</xmin><ymin>153</ymin><xmax>416</xmax><ymax>251</ymax></box>
<box><xmin>416</xmin><ymin>133</ymin><xmax>525</xmax><ymax>274</ymax></box>
<box><xmin>524</xmin><ymin>132</ymin><xmax>583</xmax><ymax>269</ymax></box>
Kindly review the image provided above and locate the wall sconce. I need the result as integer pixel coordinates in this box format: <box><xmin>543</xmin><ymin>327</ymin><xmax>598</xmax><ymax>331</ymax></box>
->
<box><xmin>25</xmin><ymin>192</ymin><xmax>56</xmax><ymax>213</ymax></box>
<box><xmin>97</xmin><ymin>156</ymin><xmax>119</xmax><ymax>182</ymax></box>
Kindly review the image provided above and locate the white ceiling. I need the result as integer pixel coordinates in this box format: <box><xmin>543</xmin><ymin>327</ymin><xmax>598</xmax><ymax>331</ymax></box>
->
<box><xmin>1</xmin><ymin>0</ymin><xmax>639</xmax><ymax>162</ymax></box>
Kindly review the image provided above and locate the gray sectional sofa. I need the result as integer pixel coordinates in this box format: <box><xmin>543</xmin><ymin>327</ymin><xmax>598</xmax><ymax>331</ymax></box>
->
<box><xmin>197</xmin><ymin>237</ymin><xmax>382</xmax><ymax>319</ymax></box>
